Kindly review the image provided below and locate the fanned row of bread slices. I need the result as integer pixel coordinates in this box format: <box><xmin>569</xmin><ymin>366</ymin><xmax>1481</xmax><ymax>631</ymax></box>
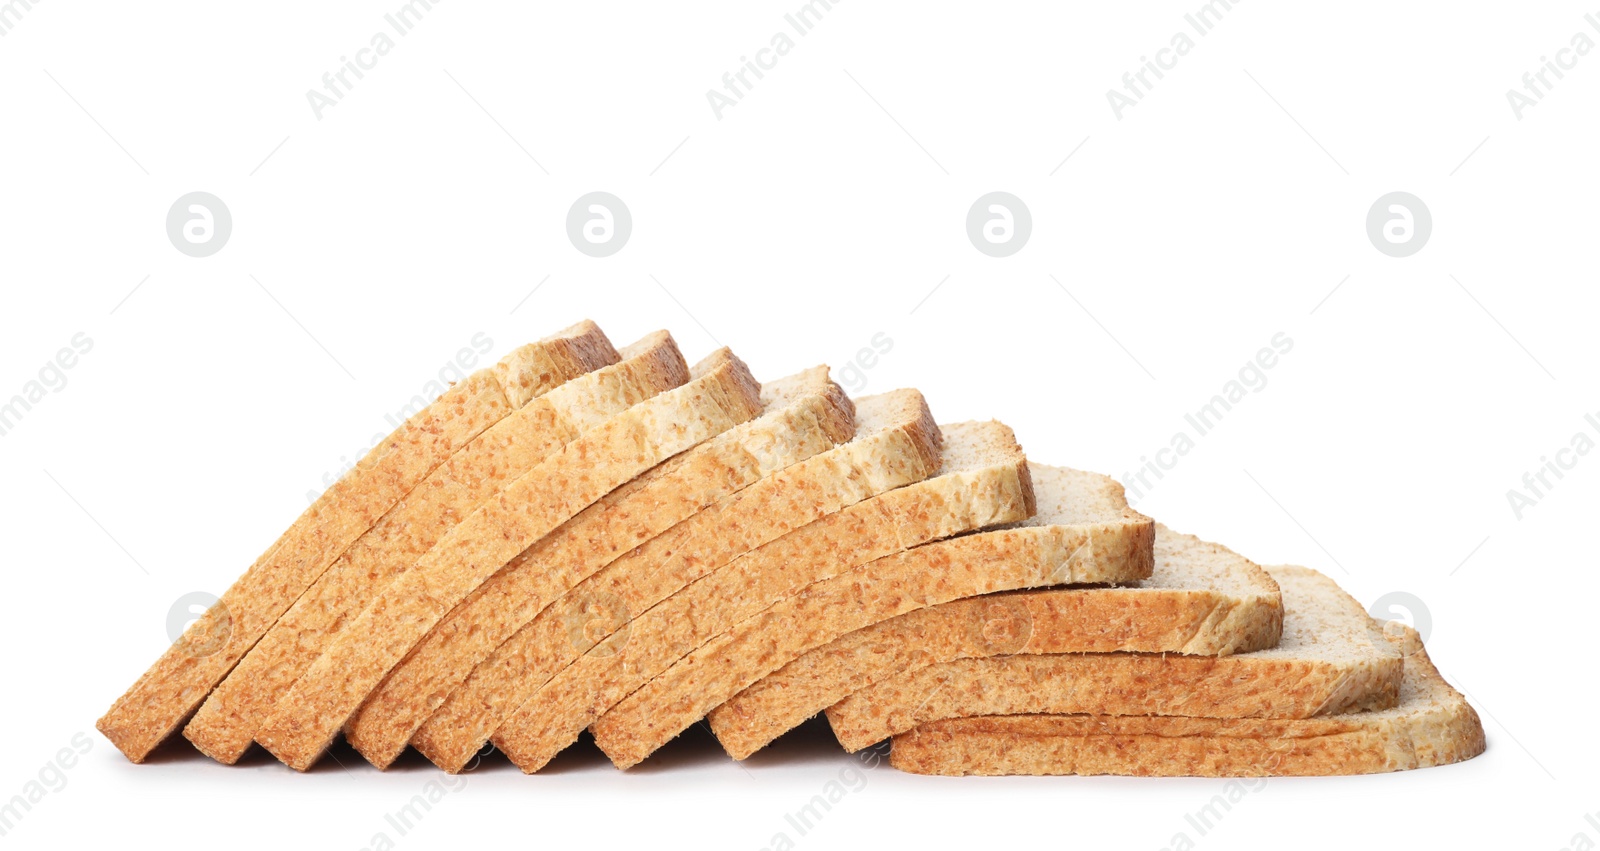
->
<box><xmin>98</xmin><ymin>321</ymin><xmax>1486</xmax><ymax>776</ymax></box>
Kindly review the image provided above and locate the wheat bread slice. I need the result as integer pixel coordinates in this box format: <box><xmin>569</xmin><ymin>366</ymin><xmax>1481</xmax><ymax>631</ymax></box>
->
<box><xmin>182</xmin><ymin>331</ymin><xmax>687</xmax><ymax>763</ymax></box>
<box><xmin>889</xmin><ymin>626</ymin><xmax>1485</xmax><ymax>776</ymax></box>
<box><xmin>348</xmin><ymin>367</ymin><xmax>855</xmax><ymax>770</ymax></box>
<box><xmin>252</xmin><ymin>349</ymin><xmax>763</xmax><ymax>770</ymax></box>
<box><xmin>826</xmin><ymin>565</ymin><xmax>1403</xmax><ymax>752</ymax></box>
<box><xmin>528</xmin><ymin>420</ymin><xmax>1034</xmax><ymax>771</ymax></box>
<box><xmin>475</xmin><ymin>391</ymin><xmax>942</xmax><ymax>773</ymax></box>
<box><xmin>709</xmin><ymin>521</ymin><xmax>1277</xmax><ymax>759</ymax></box>
<box><xmin>414</xmin><ymin>390</ymin><xmax>934</xmax><ymax>773</ymax></box>
<box><xmin>623</xmin><ymin>463</ymin><xmax>1157</xmax><ymax>765</ymax></box>
<box><xmin>95</xmin><ymin>320</ymin><xmax>616</xmax><ymax>763</ymax></box>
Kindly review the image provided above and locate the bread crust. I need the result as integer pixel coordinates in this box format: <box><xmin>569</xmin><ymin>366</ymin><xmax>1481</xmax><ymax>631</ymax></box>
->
<box><xmin>888</xmin><ymin>632</ymin><xmax>1485</xmax><ymax>776</ymax></box>
<box><xmin>826</xmin><ymin>565</ymin><xmax>1404</xmax><ymax>752</ymax></box>
<box><xmin>483</xmin><ymin>391</ymin><xmax>944</xmax><ymax>773</ymax></box>
<box><xmin>94</xmin><ymin>320</ymin><xmax>615</xmax><ymax>763</ymax></box>
<box><xmin>181</xmin><ymin>331</ymin><xmax>687</xmax><ymax>764</ymax></box>
<box><xmin>494</xmin><ymin>321</ymin><xmax>621</xmax><ymax>408</ymax></box>
<box><xmin>583</xmin><ymin>421</ymin><xmax>1038</xmax><ymax>769</ymax></box>
<box><xmin>351</xmin><ymin>367</ymin><xmax>856</xmax><ymax>770</ymax></box>
<box><xmin>252</xmin><ymin>349</ymin><xmax>763</xmax><ymax>770</ymax></box>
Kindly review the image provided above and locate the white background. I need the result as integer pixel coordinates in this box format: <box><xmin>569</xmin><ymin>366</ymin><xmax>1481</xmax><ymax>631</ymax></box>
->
<box><xmin>1</xmin><ymin>1</ymin><xmax>1595</xmax><ymax>849</ymax></box>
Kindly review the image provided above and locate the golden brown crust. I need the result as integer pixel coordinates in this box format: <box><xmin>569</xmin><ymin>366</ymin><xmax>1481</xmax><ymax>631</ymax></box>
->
<box><xmin>181</xmin><ymin>332</ymin><xmax>686</xmax><ymax>764</ymax></box>
<box><xmin>708</xmin><ymin>524</ymin><xmax>1276</xmax><ymax>759</ymax></box>
<box><xmin>252</xmin><ymin>350</ymin><xmax>762</xmax><ymax>771</ymax></box>
<box><xmin>348</xmin><ymin>367</ymin><xmax>856</xmax><ymax>770</ymax></box>
<box><xmin>888</xmin><ymin>641</ymin><xmax>1485</xmax><ymax>776</ymax></box>
<box><xmin>485</xmin><ymin>391</ymin><xmax>945</xmax><ymax>773</ymax></box>
<box><xmin>585</xmin><ymin>420</ymin><xmax>1036</xmax><ymax>769</ymax></box>
<box><xmin>94</xmin><ymin>321</ymin><xmax>615</xmax><ymax>763</ymax></box>
<box><xmin>826</xmin><ymin>566</ymin><xmax>1403</xmax><ymax>752</ymax></box>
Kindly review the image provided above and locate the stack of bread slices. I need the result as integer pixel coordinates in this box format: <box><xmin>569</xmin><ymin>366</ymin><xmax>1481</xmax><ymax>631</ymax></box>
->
<box><xmin>98</xmin><ymin>323</ymin><xmax>1486</xmax><ymax>777</ymax></box>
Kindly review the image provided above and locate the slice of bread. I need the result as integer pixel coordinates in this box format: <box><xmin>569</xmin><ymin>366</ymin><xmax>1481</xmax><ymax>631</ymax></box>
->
<box><xmin>557</xmin><ymin>420</ymin><xmax>1038</xmax><ymax>770</ymax></box>
<box><xmin>94</xmin><ymin>320</ymin><xmax>616</xmax><ymax>763</ymax></box>
<box><xmin>888</xmin><ymin>627</ymin><xmax>1485</xmax><ymax>776</ymax></box>
<box><xmin>252</xmin><ymin>349</ymin><xmax>763</xmax><ymax>770</ymax></box>
<box><xmin>182</xmin><ymin>331</ymin><xmax>688</xmax><ymax>763</ymax></box>
<box><xmin>480</xmin><ymin>391</ymin><xmax>942</xmax><ymax>773</ymax></box>
<box><xmin>709</xmin><ymin>522</ymin><xmax>1277</xmax><ymax>759</ymax></box>
<box><xmin>700</xmin><ymin>463</ymin><xmax>1164</xmax><ymax>758</ymax></box>
<box><xmin>348</xmin><ymin>367</ymin><xmax>855</xmax><ymax>770</ymax></box>
<box><xmin>826</xmin><ymin>564</ymin><xmax>1403</xmax><ymax>752</ymax></box>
